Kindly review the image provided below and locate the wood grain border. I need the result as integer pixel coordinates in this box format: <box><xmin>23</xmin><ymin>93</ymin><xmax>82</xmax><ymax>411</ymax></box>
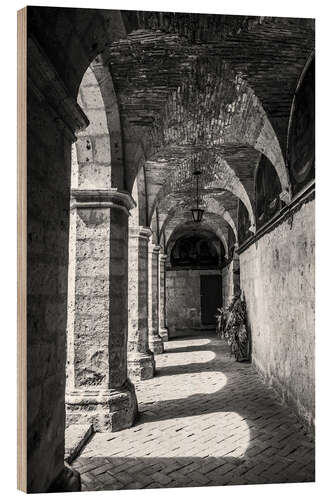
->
<box><xmin>17</xmin><ymin>6</ymin><xmax>27</xmax><ymax>493</ymax></box>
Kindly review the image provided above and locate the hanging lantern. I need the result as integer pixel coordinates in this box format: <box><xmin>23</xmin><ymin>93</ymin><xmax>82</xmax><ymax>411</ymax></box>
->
<box><xmin>191</xmin><ymin>169</ymin><xmax>204</xmax><ymax>223</ymax></box>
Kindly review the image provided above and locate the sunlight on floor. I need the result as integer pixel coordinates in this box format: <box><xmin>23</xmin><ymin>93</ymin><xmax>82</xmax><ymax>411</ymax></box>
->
<box><xmin>137</xmin><ymin>371</ymin><xmax>227</xmax><ymax>402</ymax></box>
<box><xmin>81</xmin><ymin>412</ymin><xmax>250</xmax><ymax>459</ymax></box>
<box><xmin>162</xmin><ymin>350</ymin><xmax>216</xmax><ymax>366</ymax></box>
<box><xmin>167</xmin><ymin>338</ymin><xmax>212</xmax><ymax>348</ymax></box>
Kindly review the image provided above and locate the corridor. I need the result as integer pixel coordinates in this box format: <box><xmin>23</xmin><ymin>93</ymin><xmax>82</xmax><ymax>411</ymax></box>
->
<box><xmin>20</xmin><ymin>7</ymin><xmax>316</xmax><ymax>493</ymax></box>
<box><xmin>72</xmin><ymin>334</ymin><xmax>315</xmax><ymax>490</ymax></box>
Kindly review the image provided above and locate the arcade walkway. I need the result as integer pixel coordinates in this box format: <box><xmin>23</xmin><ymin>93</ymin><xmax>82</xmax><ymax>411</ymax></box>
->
<box><xmin>72</xmin><ymin>335</ymin><xmax>314</xmax><ymax>490</ymax></box>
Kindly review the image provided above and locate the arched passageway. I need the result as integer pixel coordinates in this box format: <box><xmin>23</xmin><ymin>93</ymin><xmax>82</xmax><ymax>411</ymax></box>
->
<box><xmin>23</xmin><ymin>7</ymin><xmax>315</xmax><ymax>493</ymax></box>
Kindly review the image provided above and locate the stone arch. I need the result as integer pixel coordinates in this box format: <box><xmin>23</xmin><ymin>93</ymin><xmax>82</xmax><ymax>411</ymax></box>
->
<box><xmin>238</xmin><ymin>199</ymin><xmax>252</xmax><ymax>245</ymax></box>
<box><xmin>72</xmin><ymin>56</ymin><xmax>126</xmax><ymax>190</ymax></box>
<box><xmin>159</xmin><ymin>193</ymin><xmax>239</xmax><ymax>243</ymax></box>
<box><xmin>73</xmin><ymin>62</ymin><xmax>111</xmax><ymax>189</ymax></box>
<box><xmin>29</xmin><ymin>7</ymin><xmax>128</xmax><ymax>97</ymax></box>
<box><xmin>26</xmin><ymin>9</ymin><xmax>315</xmax><ymax>492</ymax></box>
<box><xmin>129</xmin><ymin>162</ymin><xmax>148</xmax><ymax>227</ymax></box>
<box><xmin>166</xmin><ymin>220</ymin><xmax>229</xmax><ymax>261</ymax></box>
<box><xmin>150</xmin><ymin>209</ymin><xmax>160</xmax><ymax>245</ymax></box>
<box><xmin>255</xmin><ymin>155</ymin><xmax>282</xmax><ymax>229</ymax></box>
<box><xmin>148</xmin><ymin>149</ymin><xmax>255</xmax><ymax>228</ymax></box>
<box><xmin>90</xmin><ymin>55</ymin><xmax>125</xmax><ymax>189</ymax></box>
<box><xmin>286</xmin><ymin>51</ymin><xmax>315</xmax><ymax>195</ymax></box>
<box><xmin>168</xmin><ymin>230</ymin><xmax>224</xmax><ymax>269</ymax></box>
<box><xmin>130</xmin><ymin>57</ymin><xmax>291</xmax><ymax>199</ymax></box>
<box><xmin>65</xmin><ymin>34</ymin><xmax>139</xmax><ymax>444</ymax></box>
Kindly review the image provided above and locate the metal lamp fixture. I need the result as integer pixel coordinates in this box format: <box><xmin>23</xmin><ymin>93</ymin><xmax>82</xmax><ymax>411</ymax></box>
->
<box><xmin>191</xmin><ymin>169</ymin><xmax>204</xmax><ymax>223</ymax></box>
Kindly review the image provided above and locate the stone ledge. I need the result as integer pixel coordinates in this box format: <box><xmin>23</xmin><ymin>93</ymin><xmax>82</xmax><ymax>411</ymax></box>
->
<box><xmin>71</xmin><ymin>188</ymin><xmax>136</xmax><ymax>213</ymax></box>
<box><xmin>129</xmin><ymin>225</ymin><xmax>152</xmax><ymax>239</ymax></box>
<box><xmin>65</xmin><ymin>424</ymin><xmax>94</xmax><ymax>464</ymax></box>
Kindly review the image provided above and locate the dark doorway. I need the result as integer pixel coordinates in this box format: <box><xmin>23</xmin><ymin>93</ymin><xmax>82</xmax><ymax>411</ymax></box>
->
<box><xmin>200</xmin><ymin>275</ymin><xmax>222</xmax><ymax>325</ymax></box>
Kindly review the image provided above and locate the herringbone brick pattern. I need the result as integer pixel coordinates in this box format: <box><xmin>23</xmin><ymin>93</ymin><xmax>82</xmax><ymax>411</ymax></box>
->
<box><xmin>72</xmin><ymin>334</ymin><xmax>315</xmax><ymax>490</ymax></box>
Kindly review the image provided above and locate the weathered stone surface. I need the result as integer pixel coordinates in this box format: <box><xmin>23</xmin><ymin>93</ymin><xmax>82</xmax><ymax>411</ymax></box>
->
<box><xmin>127</xmin><ymin>353</ymin><xmax>156</xmax><ymax>381</ymax></box>
<box><xmin>65</xmin><ymin>424</ymin><xmax>94</xmax><ymax>463</ymax></box>
<box><xmin>66</xmin><ymin>192</ymin><xmax>138</xmax><ymax>432</ymax></box>
<box><xmin>27</xmin><ymin>82</ymin><xmax>72</xmax><ymax>493</ymax></box>
<box><xmin>25</xmin><ymin>7</ymin><xmax>315</xmax><ymax>493</ymax></box>
<box><xmin>158</xmin><ymin>253</ymin><xmax>169</xmax><ymax>341</ymax></box>
<box><xmin>66</xmin><ymin>382</ymin><xmax>138</xmax><ymax>432</ymax></box>
<box><xmin>239</xmin><ymin>197</ymin><xmax>315</xmax><ymax>430</ymax></box>
<box><xmin>166</xmin><ymin>269</ymin><xmax>222</xmax><ymax>337</ymax></box>
<box><xmin>127</xmin><ymin>226</ymin><xmax>155</xmax><ymax>380</ymax></box>
<box><xmin>148</xmin><ymin>244</ymin><xmax>164</xmax><ymax>354</ymax></box>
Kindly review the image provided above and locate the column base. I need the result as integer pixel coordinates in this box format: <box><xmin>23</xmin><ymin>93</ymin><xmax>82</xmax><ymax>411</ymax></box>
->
<box><xmin>159</xmin><ymin>328</ymin><xmax>169</xmax><ymax>342</ymax></box>
<box><xmin>65</xmin><ymin>380</ymin><xmax>138</xmax><ymax>432</ymax></box>
<box><xmin>128</xmin><ymin>352</ymin><xmax>155</xmax><ymax>381</ymax></box>
<box><xmin>149</xmin><ymin>330</ymin><xmax>164</xmax><ymax>354</ymax></box>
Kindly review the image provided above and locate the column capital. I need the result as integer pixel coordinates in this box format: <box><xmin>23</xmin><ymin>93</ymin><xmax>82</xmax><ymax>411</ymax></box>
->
<box><xmin>149</xmin><ymin>244</ymin><xmax>161</xmax><ymax>254</ymax></box>
<box><xmin>159</xmin><ymin>253</ymin><xmax>168</xmax><ymax>262</ymax></box>
<box><xmin>129</xmin><ymin>225</ymin><xmax>152</xmax><ymax>240</ymax></box>
<box><xmin>70</xmin><ymin>188</ymin><xmax>136</xmax><ymax>215</ymax></box>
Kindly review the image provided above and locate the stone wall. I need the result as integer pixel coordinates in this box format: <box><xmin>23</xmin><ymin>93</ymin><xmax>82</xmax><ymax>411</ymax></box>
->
<box><xmin>166</xmin><ymin>269</ymin><xmax>222</xmax><ymax>336</ymax></box>
<box><xmin>27</xmin><ymin>87</ymin><xmax>72</xmax><ymax>492</ymax></box>
<box><xmin>239</xmin><ymin>197</ymin><xmax>315</xmax><ymax>429</ymax></box>
<box><xmin>222</xmin><ymin>262</ymin><xmax>234</xmax><ymax>307</ymax></box>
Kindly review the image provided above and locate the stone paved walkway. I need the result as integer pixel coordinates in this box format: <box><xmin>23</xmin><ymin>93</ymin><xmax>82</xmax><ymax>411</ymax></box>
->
<box><xmin>72</xmin><ymin>334</ymin><xmax>315</xmax><ymax>490</ymax></box>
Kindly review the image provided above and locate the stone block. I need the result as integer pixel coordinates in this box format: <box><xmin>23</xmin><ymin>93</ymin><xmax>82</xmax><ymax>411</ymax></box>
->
<box><xmin>65</xmin><ymin>424</ymin><xmax>94</xmax><ymax>463</ymax></box>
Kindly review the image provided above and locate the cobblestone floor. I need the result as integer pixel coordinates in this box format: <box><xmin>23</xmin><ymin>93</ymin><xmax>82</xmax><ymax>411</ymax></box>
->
<box><xmin>72</xmin><ymin>334</ymin><xmax>315</xmax><ymax>490</ymax></box>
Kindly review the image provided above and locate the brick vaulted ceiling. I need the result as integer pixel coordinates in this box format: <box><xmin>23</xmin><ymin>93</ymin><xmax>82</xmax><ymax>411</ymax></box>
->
<box><xmin>99</xmin><ymin>12</ymin><xmax>314</xmax><ymax>245</ymax></box>
<box><xmin>46</xmin><ymin>9</ymin><xmax>312</xmax><ymax>246</ymax></box>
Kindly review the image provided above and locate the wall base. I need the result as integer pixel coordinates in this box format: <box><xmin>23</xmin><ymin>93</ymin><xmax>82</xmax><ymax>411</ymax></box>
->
<box><xmin>253</xmin><ymin>355</ymin><xmax>315</xmax><ymax>437</ymax></box>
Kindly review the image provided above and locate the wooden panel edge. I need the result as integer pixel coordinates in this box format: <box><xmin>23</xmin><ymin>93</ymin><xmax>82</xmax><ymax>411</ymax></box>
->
<box><xmin>17</xmin><ymin>6</ymin><xmax>27</xmax><ymax>493</ymax></box>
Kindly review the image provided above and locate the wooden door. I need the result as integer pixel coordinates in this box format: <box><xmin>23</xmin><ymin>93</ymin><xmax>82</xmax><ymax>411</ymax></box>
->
<box><xmin>200</xmin><ymin>275</ymin><xmax>222</xmax><ymax>325</ymax></box>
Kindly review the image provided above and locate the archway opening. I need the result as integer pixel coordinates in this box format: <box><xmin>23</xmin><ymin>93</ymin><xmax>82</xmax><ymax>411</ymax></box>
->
<box><xmin>165</xmin><ymin>229</ymin><xmax>225</xmax><ymax>338</ymax></box>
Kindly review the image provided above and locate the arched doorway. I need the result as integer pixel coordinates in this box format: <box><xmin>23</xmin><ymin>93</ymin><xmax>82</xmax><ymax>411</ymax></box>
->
<box><xmin>166</xmin><ymin>229</ymin><xmax>225</xmax><ymax>337</ymax></box>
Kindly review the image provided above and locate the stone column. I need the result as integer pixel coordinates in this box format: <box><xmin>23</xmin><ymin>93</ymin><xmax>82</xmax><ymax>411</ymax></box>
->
<box><xmin>66</xmin><ymin>189</ymin><xmax>138</xmax><ymax>432</ymax></box>
<box><xmin>127</xmin><ymin>226</ymin><xmax>155</xmax><ymax>380</ymax></box>
<box><xmin>159</xmin><ymin>253</ymin><xmax>169</xmax><ymax>341</ymax></box>
<box><xmin>148</xmin><ymin>243</ymin><xmax>164</xmax><ymax>354</ymax></box>
<box><xmin>233</xmin><ymin>246</ymin><xmax>241</xmax><ymax>297</ymax></box>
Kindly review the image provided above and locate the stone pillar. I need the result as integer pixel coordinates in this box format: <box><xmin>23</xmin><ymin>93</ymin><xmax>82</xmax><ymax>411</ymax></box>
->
<box><xmin>127</xmin><ymin>226</ymin><xmax>155</xmax><ymax>380</ymax></box>
<box><xmin>148</xmin><ymin>243</ymin><xmax>164</xmax><ymax>354</ymax></box>
<box><xmin>159</xmin><ymin>253</ymin><xmax>169</xmax><ymax>341</ymax></box>
<box><xmin>66</xmin><ymin>189</ymin><xmax>138</xmax><ymax>432</ymax></box>
<box><xmin>233</xmin><ymin>246</ymin><xmax>241</xmax><ymax>297</ymax></box>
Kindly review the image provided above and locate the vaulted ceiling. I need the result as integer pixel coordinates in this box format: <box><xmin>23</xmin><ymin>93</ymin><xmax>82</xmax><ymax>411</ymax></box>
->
<box><xmin>58</xmin><ymin>9</ymin><xmax>314</xmax><ymax>251</ymax></box>
<box><xmin>102</xmin><ymin>13</ymin><xmax>314</xmax><ymax>250</ymax></box>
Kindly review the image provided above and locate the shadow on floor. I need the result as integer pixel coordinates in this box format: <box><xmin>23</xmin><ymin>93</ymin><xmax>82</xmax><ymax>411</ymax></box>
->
<box><xmin>74</xmin><ymin>453</ymin><xmax>314</xmax><ymax>491</ymax></box>
<box><xmin>72</xmin><ymin>334</ymin><xmax>315</xmax><ymax>491</ymax></box>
